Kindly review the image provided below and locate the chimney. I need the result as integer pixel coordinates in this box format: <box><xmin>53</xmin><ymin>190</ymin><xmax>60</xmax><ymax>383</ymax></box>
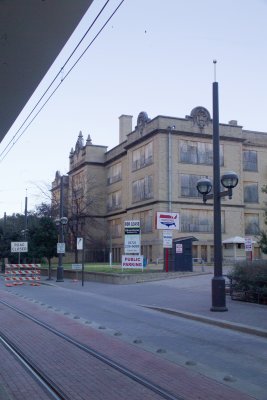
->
<box><xmin>228</xmin><ymin>120</ymin><xmax>238</xmax><ymax>126</ymax></box>
<box><xmin>119</xmin><ymin>115</ymin><xmax>133</xmax><ymax>143</ymax></box>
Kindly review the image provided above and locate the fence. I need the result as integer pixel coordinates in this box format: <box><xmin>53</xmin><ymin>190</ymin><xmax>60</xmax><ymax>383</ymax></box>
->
<box><xmin>4</xmin><ymin>264</ymin><xmax>41</xmax><ymax>287</ymax></box>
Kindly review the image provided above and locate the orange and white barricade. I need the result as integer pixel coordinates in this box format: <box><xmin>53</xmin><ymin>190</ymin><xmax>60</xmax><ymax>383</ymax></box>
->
<box><xmin>5</xmin><ymin>264</ymin><xmax>41</xmax><ymax>287</ymax></box>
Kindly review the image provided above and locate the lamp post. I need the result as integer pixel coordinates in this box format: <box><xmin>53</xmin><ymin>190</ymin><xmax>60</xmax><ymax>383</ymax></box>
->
<box><xmin>55</xmin><ymin>216</ymin><xmax>68</xmax><ymax>282</ymax></box>
<box><xmin>55</xmin><ymin>175</ymin><xmax>68</xmax><ymax>282</ymax></box>
<box><xmin>196</xmin><ymin>68</ymin><xmax>239</xmax><ymax>311</ymax></box>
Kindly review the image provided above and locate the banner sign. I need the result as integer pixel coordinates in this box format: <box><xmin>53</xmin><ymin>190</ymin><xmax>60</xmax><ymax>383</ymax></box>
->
<box><xmin>57</xmin><ymin>242</ymin><xmax>65</xmax><ymax>254</ymax></box>
<box><xmin>156</xmin><ymin>212</ymin><xmax>179</xmax><ymax>230</ymax></box>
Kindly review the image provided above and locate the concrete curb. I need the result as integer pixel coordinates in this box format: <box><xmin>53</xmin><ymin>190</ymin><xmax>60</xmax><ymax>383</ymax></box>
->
<box><xmin>143</xmin><ymin>306</ymin><xmax>267</xmax><ymax>338</ymax></box>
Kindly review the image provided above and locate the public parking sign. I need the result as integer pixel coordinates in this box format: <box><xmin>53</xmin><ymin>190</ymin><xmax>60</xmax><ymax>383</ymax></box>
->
<box><xmin>11</xmin><ymin>242</ymin><xmax>28</xmax><ymax>252</ymax></box>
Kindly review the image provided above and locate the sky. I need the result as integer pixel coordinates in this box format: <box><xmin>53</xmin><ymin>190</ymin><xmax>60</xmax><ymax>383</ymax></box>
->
<box><xmin>1</xmin><ymin>0</ymin><xmax>267</xmax><ymax>216</ymax></box>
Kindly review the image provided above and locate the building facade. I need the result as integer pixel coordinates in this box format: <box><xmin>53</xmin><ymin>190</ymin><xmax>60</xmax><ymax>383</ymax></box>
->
<box><xmin>52</xmin><ymin>107</ymin><xmax>267</xmax><ymax>263</ymax></box>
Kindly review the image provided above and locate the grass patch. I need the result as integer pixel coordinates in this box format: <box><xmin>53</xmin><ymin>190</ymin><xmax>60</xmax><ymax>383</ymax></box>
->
<box><xmin>49</xmin><ymin>263</ymin><xmax>163</xmax><ymax>274</ymax></box>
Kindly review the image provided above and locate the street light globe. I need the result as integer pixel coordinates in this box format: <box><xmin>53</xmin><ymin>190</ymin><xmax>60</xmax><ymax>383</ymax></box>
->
<box><xmin>196</xmin><ymin>178</ymin><xmax>212</xmax><ymax>195</ymax></box>
<box><xmin>55</xmin><ymin>218</ymin><xmax>61</xmax><ymax>226</ymax></box>
<box><xmin>61</xmin><ymin>217</ymin><xmax>68</xmax><ymax>225</ymax></box>
<box><xmin>221</xmin><ymin>171</ymin><xmax>238</xmax><ymax>189</ymax></box>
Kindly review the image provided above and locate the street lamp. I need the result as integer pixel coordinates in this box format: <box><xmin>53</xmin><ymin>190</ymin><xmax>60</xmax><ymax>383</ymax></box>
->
<box><xmin>55</xmin><ymin>216</ymin><xmax>68</xmax><ymax>282</ymax></box>
<box><xmin>197</xmin><ymin>171</ymin><xmax>238</xmax><ymax>203</ymax></box>
<box><xmin>196</xmin><ymin>62</ymin><xmax>239</xmax><ymax>312</ymax></box>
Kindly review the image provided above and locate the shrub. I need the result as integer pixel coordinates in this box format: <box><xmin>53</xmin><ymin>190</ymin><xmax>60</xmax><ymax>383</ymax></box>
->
<box><xmin>228</xmin><ymin>261</ymin><xmax>267</xmax><ymax>297</ymax></box>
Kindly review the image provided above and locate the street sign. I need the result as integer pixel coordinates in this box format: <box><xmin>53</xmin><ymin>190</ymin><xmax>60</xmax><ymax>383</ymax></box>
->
<box><xmin>156</xmin><ymin>212</ymin><xmax>179</xmax><ymax>230</ymax></box>
<box><xmin>11</xmin><ymin>242</ymin><xmax>28</xmax><ymax>253</ymax></box>
<box><xmin>57</xmin><ymin>242</ymin><xmax>65</xmax><ymax>254</ymax></box>
<box><xmin>163</xmin><ymin>230</ymin><xmax>172</xmax><ymax>248</ymax></box>
<box><xmin>245</xmin><ymin>237</ymin><xmax>253</xmax><ymax>252</ymax></box>
<box><xmin>77</xmin><ymin>237</ymin><xmax>84</xmax><ymax>250</ymax></box>
<box><xmin>72</xmin><ymin>264</ymin><xmax>82</xmax><ymax>270</ymax></box>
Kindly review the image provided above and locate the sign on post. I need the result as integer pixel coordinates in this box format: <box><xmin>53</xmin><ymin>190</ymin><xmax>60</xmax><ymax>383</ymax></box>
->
<box><xmin>122</xmin><ymin>255</ymin><xmax>144</xmax><ymax>270</ymax></box>
<box><xmin>244</xmin><ymin>237</ymin><xmax>253</xmax><ymax>252</ymax></box>
<box><xmin>163</xmin><ymin>230</ymin><xmax>172</xmax><ymax>248</ymax></box>
<box><xmin>11</xmin><ymin>242</ymin><xmax>28</xmax><ymax>252</ymax></box>
<box><xmin>156</xmin><ymin>212</ymin><xmax>179</xmax><ymax>230</ymax></box>
<box><xmin>77</xmin><ymin>238</ymin><xmax>84</xmax><ymax>250</ymax></box>
<box><xmin>57</xmin><ymin>243</ymin><xmax>65</xmax><ymax>254</ymax></box>
<box><xmin>124</xmin><ymin>220</ymin><xmax>140</xmax><ymax>254</ymax></box>
<box><xmin>72</xmin><ymin>264</ymin><xmax>82</xmax><ymax>271</ymax></box>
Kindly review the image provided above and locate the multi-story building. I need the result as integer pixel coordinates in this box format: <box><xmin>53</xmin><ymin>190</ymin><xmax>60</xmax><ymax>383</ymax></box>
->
<box><xmin>52</xmin><ymin>106</ymin><xmax>267</xmax><ymax>263</ymax></box>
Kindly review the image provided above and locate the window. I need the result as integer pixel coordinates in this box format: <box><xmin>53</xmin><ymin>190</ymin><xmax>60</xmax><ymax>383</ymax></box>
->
<box><xmin>133</xmin><ymin>210</ymin><xmax>153</xmax><ymax>233</ymax></box>
<box><xmin>180</xmin><ymin>140</ymin><xmax>223</xmax><ymax>165</ymax></box>
<box><xmin>107</xmin><ymin>190</ymin><xmax>122</xmax><ymax>211</ymax></box>
<box><xmin>132</xmin><ymin>142</ymin><xmax>153</xmax><ymax>171</ymax></box>
<box><xmin>243</xmin><ymin>150</ymin><xmax>258</xmax><ymax>171</ymax></box>
<box><xmin>108</xmin><ymin>218</ymin><xmax>122</xmax><ymax>238</ymax></box>
<box><xmin>132</xmin><ymin>176</ymin><xmax>153</xmax><ymax>203</ymax></box>
<box><xmin>245</xmin><ymin>214</ymin><xmax>259</xmax><ymax>235</ymax></box>
<box><xmin>244</xmin><ymin>182</ymin><xmax>259</xmax><ymax>203</ymax></box>
<box><xmin>181</xmin><ymin>209</ymin><xmax>225</xmax><ymax>233</ymax></box>
<box><xmin>107</xmin><ymin>162</ymin><xmax>122</xmax><ymax>185</ymax></box>
<box><xmin>180</xmin><ymin>174</ymin><xmax>208</xmax><ymax>197</ymax></box>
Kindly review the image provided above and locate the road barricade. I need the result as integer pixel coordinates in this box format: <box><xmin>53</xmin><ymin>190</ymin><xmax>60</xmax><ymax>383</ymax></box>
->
<box><xmin>4</xmin><ymin>264</ymin><xmax>41</xmax><ymax>287</ymax></box>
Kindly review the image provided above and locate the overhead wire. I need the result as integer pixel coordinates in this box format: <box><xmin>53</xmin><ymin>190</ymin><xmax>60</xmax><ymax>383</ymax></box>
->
<box><xmin>0</xmin><ymin>0</ymin><xmax>125</xmax><ymax>162</ymax></box>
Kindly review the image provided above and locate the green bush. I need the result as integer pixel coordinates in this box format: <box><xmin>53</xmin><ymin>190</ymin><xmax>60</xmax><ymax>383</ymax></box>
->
<box><xmin>228</xmin><ymin>261</ymin><xmax>267</xmax><ymax>293</ymax></box>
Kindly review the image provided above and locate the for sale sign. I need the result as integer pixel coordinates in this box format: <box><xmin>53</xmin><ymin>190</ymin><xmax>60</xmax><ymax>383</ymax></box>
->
<box><xmin>124</xmin><ymin>220</ymin><xmax>141</xmax><ymax>254</ymax></box>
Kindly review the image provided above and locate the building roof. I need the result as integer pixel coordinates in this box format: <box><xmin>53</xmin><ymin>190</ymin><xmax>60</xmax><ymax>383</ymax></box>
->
<box><xmin>0</xmin><ymin>0</ymin><xmax>93</xmax><ymax>143</ymax></box>
<box><xmin>222</xmin><ymin>236</ymin><xmax>256</xmax><ymax>244</ymax></box>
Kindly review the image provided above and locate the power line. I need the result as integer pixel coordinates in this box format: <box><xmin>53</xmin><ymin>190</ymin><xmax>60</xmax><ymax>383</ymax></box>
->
<box><xmin>0</xmin><ymin>0</ymin><xmax>125</xmax><ymax>162</ymax></box>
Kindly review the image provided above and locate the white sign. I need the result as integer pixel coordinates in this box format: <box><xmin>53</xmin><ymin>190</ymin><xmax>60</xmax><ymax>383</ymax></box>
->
<box><xmin>122</xmin><ymin>255</ymin><xmax>144</xmax><ymax>269</ymax></box>
<box><xmin>163</xmin><ymin>230</ymin><xmax>173</xmax><ymax>248</ymax></box>
<box><xmin>11</xmin><ymin>242</ymin><xmax>28</xmax><ymax>253</ymax></box>
<box><xmin>77</xmin><ymin>237</ymin><xmax>84</xmax><ymax>250</ymax></box>
<box><xmin>176</xmin><ymin>243</ymin><xmax>183</xmax><ymax>253</ymax></box>
<box><xmin>156</xmin><ymin>212</ymin><xmax>179</xmax><ymax>230</ymax></box>
<box><xmin>124</xmin><ymin>220</ymin><xmax>141</xmax><ymax>254</ymax></box>
<box><xmin>57</xmin><ymin>242</ymin><xmax>66</xmax><ymax>254</ymax></box>
<box><xmin>245</xmin><ymin>237</ymin><xmax>253</xmax><ymax>252</ymax></box>
<box><xmin>72</xmin><ymin>264</ymin><xmax>82</xmax><ymax>270</ymax></box>
<box><xmin>124</xmin><ymin>220</ymin><xmax>140</xmax><ymax>228</ymax></box>
<box><xmin>124</xmin><ymin>235</ymin><xmax>140</xmax><ymax>254</ymax></box>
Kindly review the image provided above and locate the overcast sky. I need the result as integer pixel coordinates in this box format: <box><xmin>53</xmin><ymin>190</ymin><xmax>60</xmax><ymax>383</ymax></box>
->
<box><xmin>1</xmin><ymin>0</ymin><xmax>267</xmax><ymax>216</ymax></box>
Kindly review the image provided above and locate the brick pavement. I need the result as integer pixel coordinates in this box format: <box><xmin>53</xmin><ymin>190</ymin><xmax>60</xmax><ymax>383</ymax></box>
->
<box><xmin>0</xmin><ymin>290</ymin><xmax>256</xmax><ymax>400</ymax></box>
<box><xmin>0</xmin><ymin>338</ymin><xmax>51</xmax><ymax>400</ymax></box>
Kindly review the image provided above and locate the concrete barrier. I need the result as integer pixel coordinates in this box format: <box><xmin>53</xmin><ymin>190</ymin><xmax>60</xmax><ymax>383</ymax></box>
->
<box><xmin>40</xmin><ymin>268</ymin><xmax>198</xmax><ymax>284</ymax></box>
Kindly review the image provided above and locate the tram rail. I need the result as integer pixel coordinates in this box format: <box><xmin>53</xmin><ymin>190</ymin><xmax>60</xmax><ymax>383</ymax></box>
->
<box><xmin>0</xmin><ymin>299</ymin><xmax>183</xmax><ymax>400</ymax></box>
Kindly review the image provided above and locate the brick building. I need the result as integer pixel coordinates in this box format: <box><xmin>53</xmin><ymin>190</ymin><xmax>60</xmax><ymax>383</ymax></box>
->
<box><xmin>52</xmin><ymin>107</ymin><xmax>267</xmax><ymax>263</ymax></box>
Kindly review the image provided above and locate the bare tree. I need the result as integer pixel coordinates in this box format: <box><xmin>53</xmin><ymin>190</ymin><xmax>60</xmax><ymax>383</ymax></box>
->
<box><xmin>67</xmin><ymin>173</ymin><xmax>106</xmax><ymax>262</ymax></box>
